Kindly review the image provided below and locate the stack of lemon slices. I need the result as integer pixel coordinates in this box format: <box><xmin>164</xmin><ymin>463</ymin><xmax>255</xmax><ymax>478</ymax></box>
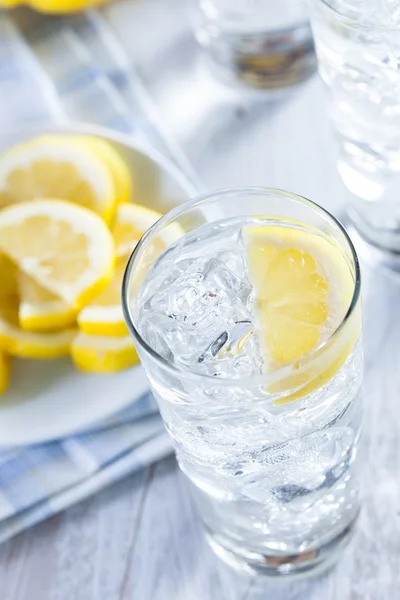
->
<box><xmin>0</xmin><ymin>134</ymin><xmax>166</xmax><ymax>395</ymax></box>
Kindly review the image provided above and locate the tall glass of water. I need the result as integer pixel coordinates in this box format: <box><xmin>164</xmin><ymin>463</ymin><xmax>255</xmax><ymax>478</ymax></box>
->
<box><xmin>309</xmin><ymin>0</ymin><xmax>400</xmax><ymax>254</ymax></box>
<box><xmin>123</xmin><ymin>187</ymin><xmax>363</xmax><ymax>577</ymax></box>
<box><xmin>191</xmin><ymin>0</ymin><xmax>316</xmax><ymax>88</ymax></box>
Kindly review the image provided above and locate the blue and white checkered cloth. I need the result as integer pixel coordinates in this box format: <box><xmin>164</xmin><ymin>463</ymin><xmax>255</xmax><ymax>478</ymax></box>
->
<box><xmin>0</xmin><ymin>7</ymin><xmax>199</xmax><ymax>544</ymax></box>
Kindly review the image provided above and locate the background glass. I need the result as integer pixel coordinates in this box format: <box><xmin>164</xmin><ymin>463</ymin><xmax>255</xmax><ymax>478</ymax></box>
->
<box><xmin>310</xmin><ymin>0</ymin><xmax>400</xmax><ymax>253</ymax></box>
<box><xmin>123</xmin><ymin>188</ymin><xmax>363</xmax><ymax>578</ymax></box>
<box><xmin>191</xmin><ymin>0</ymin><xmax>316</xmax><ymax>88</ymax></box>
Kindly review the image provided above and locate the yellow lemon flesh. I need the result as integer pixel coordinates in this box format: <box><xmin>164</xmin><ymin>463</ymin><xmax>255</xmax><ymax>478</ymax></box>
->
<box><xmin>18</xmin><ymin>272</ymin><xmax>78</xmax><ymax>332</ymax></box>
<box><xmin>111</xmin><ymin>203</ymin><xmax>164</xmax><ymax>258</ymax></box>
<box><xmin>71</xmin><ymin>332</ymin><xmax>139</xmax><ymax>373</ymax></box>
<box><xmin>0</xmin><ymin>135</ymin><xmax>117</xmax><ymax>222</ymax></box>
<box><xmin>0</xmin><ymin>199</ymin><xmax>114</xmax><ymax>309</ymax></box>
<box><xmin>243</xmin><ymin>223</ymin><xmax>358</xmax><ymax>404</ymax></box>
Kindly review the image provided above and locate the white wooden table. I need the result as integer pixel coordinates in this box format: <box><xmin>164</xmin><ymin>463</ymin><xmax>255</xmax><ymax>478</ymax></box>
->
<box><xmin>1</xmin><ymin>1</ymin><xmax>400</xmax><ymax>598</ymax></box>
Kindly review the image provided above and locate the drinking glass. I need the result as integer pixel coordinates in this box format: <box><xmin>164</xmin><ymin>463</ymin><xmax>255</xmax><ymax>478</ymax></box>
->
<box><xmin>309</xmin><ymin>0</ymin><xmax>400</xmax><ymax>254</ymax></box>
<box><xmin>191</xmin><ymin>0</ymin><xmax>316</xmax><ymax>88</ymax></box>
<box><xmin>122</xmin><ymin>187</ymin><xmax>363</xmax><ymax>577</ymax></box>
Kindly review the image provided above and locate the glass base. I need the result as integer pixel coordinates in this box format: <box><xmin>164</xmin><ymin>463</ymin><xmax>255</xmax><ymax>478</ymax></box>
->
<box><xmin>205</xmin><ymin>515</ymin><xmax>358</xmax><ymax>579</ymax></box>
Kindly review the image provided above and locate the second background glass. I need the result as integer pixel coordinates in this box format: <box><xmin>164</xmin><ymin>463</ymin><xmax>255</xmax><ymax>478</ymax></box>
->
<box><xmin>192</xmin><ymin>0</ymin><xmax>316</xmax><ymax>89</ymax></box>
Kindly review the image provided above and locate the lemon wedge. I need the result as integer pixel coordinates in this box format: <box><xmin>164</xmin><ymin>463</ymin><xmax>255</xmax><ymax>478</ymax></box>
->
<box><xmin>0</xmin><ymin>309</ymin><xmax>76</xmax><ymax>359</ymax></box>
<box><xmin>0</xmin><ymin>135</ymin><xmax>117</xmax><ymax>222</ymax></box>
<box><xmin>0</xmin><ymin>199</ymin><xmax>114</xmax><ymax>308</ymax></box>
<box><xmin>78</xmin><ymin>203</ymin><xmax>181</xmax><ymax>337</ymax></box>
<box><xmin>18</xmin><ymin>272</ymin><xmax>78</xmax><ymax>332</ymax></box>
<box><xmin>0</xmin><ymin>352</ymin><xmax>11</xmax><ymax>395</ymax></box>
<box><xmin>71</xmin><ymin>332</ymin><xmax>139</xmax><ymax>373</ymax></box>
<box><xmin>243</xmin><ymin>223</ymin><xmax>358</xmax><ymax>402</ymax></box>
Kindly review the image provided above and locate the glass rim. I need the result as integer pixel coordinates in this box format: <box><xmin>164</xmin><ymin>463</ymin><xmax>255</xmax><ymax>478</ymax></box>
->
<box><xmin>122</xmin><ymin>186</ymin><xmax>361</xmax><ymax>387</ymax></box>
<box><xmin>318</xmin><ymin>0</ymin><xmax>400</xmax><ymax>32</ymax></box>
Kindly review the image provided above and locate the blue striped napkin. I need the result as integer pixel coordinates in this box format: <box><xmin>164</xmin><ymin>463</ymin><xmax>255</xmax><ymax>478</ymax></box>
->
<box><xmin>0</xmin><ymin>8</ymin><xmax>198</xmax><ymax>544</ymax></box>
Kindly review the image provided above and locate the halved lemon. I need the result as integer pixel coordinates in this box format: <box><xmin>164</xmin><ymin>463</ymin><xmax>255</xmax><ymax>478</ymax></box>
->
<box><xmin>78</xmin><ymin>203</ymin><xmax>182</xmax><ymax>337</ymax></box>
<box><xmin>18</xmin><ymin>272</ymin><xmax>77</xmax><ymax>332</ymax></box>
<box><xmin>0</xmin><ymin>199</ymin><xmax>115</xmax><ymax>308</ymax></box>
<box><xmin>0</xmin><ymin>135</ymin><xmax>117</xmax><ymax>222</ymax></box>
<box><xmin>0</xmin><ymin>309</ymin><xmax>76</xmax><ymax>359</ymax></box>
<box><xmin>243</xmin><ymin>223</ymin><xmax>359</xmax><ymax>403</ymax></box>
<box><xmin>71</xmin><ymin>332</ymin><xmax>139</xmax><ymax>373</ymax></box>
<box><xmin>76</xmin><ymin>136</ymin><xmax>132</xmax><ymax>205</ymax></box>
<box><xmin>0</xmin><ymin>352</ymin><xmax>11</xmax><ymax>395</ymax></box>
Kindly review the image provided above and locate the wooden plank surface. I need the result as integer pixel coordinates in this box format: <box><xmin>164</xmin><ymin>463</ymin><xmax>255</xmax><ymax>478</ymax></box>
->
<box><xmin>1</xmin><ymin>1</ymin><xmax>400</xmax><ymax>598</ymax></box>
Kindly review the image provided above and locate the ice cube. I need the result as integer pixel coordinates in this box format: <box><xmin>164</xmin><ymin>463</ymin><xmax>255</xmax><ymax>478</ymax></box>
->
<box><xmin>138</xmin><ymin>237</ymin><xmax>262</xmax><ymax>377</ymax></box>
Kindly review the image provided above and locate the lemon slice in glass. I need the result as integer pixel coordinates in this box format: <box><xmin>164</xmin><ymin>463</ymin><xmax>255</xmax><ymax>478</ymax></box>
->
<box><xmin>243</xmin><ymin>223</ymin><xmax>358</xmax><ymax>403</ymax></box>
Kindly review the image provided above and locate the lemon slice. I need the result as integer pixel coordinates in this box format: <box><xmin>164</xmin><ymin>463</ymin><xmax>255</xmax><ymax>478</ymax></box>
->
<box><xmin>0</xmin><ymin>135</ymin><xmax>117</xmax><ymax>222</ymax></box>
<box><xmin>71</xmin><ymin>332</ymin><xmax>139</xmax><ymax>373</ymax></box>
<box><xmin>0</xmin><ymin>352</ymin><xmax>11</xmax><ymax>395</ymax></box>
<box><xmin>18</xmin><ymin>272</ymin><xmax>78</xmax><ymax>332</ymax></box>
<box><xmin>111</xmin><ymin>203</ymin><xmax>164</xmax><ymax>258</ymax></box>
<box><xmin>0</xmin><ymin>199</ymin><xmax>114</xmax><ymax>308</ymax></box>
<box><xmin>77</xmin><ymin>260</ymin><xmax>128</xmax><ymax>337</ymax></box>
<box><xmin>243</xmin><ymin>223</ymin><xmax>358</xmax><ymax>402</ymax></box>
<box><xmin>0</xmin><ymin>309</ymin><xmax>76</xmax><ymax>359</ymax></box>
<box><xmin>78</xmin><ymin>203</ymin><xmax>182</xmax><ymax>337</ymax></box>
<box><xmin>75</xmin><ymin>136</ymin><xmax>132</xmax><ymax>205</ymax></box>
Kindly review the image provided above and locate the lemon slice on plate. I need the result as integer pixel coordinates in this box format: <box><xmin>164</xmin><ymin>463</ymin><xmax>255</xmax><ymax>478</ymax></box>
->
<box><xmin>111</xmin><ymin>203</ymin><xmax>164</xmax><ymax>258</ymax></box>
<box><xmin>18</xmin><ymin>272</ymin><xmax>78</xmax><ymax>332</ymax></box>
<box><xmin>0</xmin><ymin>199</ymin><xmax>114</xmax><ymax>308</ymax></box>
<box><xmin>71</xmin><ymin>332</ymin><xmax>139</xmax><ymax>373</ymax></box>
<box><xmin>78</xmin><ymin>203</ymin><xmax>182</xmax><ymax>336</ymax></box>
<box><xmin>0</xmin><ymin>134</ymin><xmax>117</xmax><ymax>222</ymax></box>
<box><xmin>0</xmin><ymin>308</ymin><xmax>76</xmax><ymax>359</ymax></box>
<box><xmin>78</xmin><ymin>260</ymin><xmax>128</xmax><ymax>337</ymax></box>
<box><xmin>75</xmin><ymin>136</ymin><xmax>132</xmax><ymax>205</ymax></box>
<box><xmin>243</xmin><ymin>223</ymin><xmax>358</xmax><ymax>403</ymax></box>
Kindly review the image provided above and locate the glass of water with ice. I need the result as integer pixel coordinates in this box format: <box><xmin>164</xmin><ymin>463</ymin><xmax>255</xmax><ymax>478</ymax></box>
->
<box><xmin>122</xmin><ymin>187</ymin><xmax>363</xmax><ymax>577</ymax></box>
<box><xmin>309</xmin><ymin>0</ymin><xmax>400</xmax><ymax>255</ymax></box>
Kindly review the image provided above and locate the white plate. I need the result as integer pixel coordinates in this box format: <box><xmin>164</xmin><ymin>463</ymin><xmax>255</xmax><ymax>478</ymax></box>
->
<box><xmin>0</xmin><ymin>123</ymin><xmax>196</xmax><ymax>447</ymax></box>
<box><xmin>0</xmin><ymin>359</ymin><xmax>150</xmax><ymax>447</ymax></box>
